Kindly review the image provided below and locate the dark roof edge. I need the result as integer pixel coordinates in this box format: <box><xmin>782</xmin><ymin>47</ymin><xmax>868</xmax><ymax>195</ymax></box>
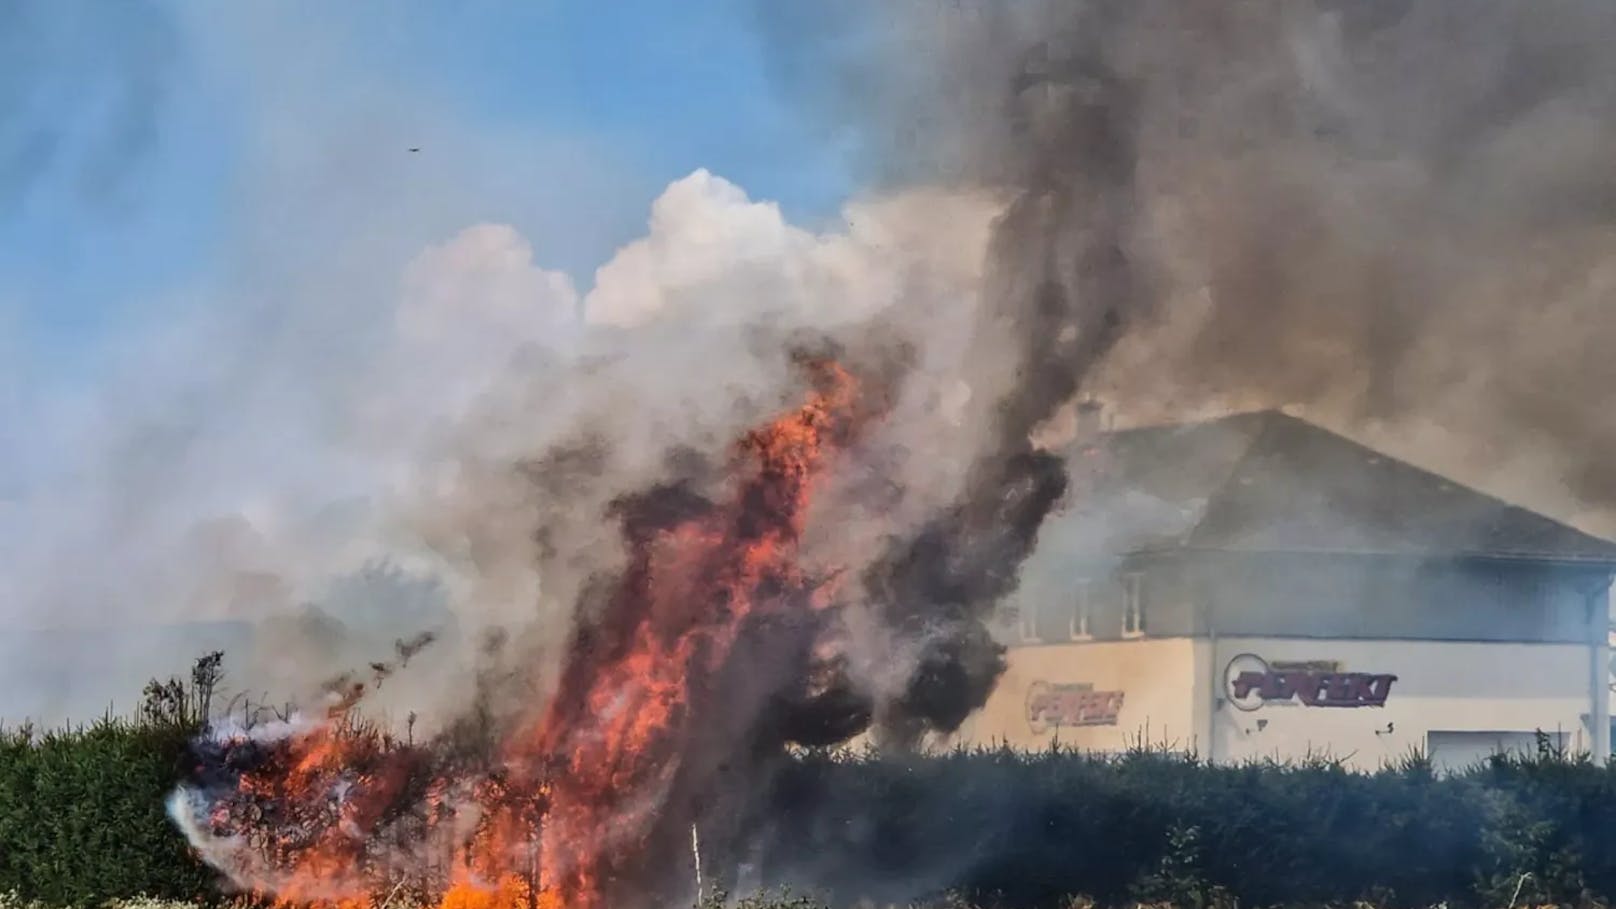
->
<box><xmin>1124</xmin><ymin>544</ymin><xmax>1616</xmax><ymax>570</ymax></box>
<box><xmin>1096</xmin><ymin>408</ymin><xmax>1616</xmax><ymax>559</ymax></box>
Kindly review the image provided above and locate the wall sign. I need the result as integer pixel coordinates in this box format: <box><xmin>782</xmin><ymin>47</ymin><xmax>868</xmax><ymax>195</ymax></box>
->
<box><xmin>1223</xmin><ymin>653</ymin><xmax>1396</xmax><ymax>712</ymax></box>
<box><xmin>1026</xmin><ymin>681</ymin><xmax>1125</xmax><ymax>733</ymax></box>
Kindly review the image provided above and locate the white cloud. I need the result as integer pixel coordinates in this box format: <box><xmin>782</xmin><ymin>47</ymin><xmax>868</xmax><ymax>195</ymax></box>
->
<box><xmin>585</xmin><ymin>170</ymin><xmax>808</xmax><ymax>327</ymax></box>
<box><xmin>358</xmin><ymin>224</ymin><xmax>582</xmax><ymax>461</ymax></box>
<box><xmin>585</xmin><ymin>169</ymin><xmax>1001</xmax><ymax>331</ymax></box>
<box><xmin>398</xmin><ymin>223</ymin><xmax>580</xmax><ymax>347</ymax></box>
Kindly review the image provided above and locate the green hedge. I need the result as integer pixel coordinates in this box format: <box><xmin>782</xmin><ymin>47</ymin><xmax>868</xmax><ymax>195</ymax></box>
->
<box><xmin>0</xmin><ymin>719</ymin><xmax>213</xmax><ymax>907</ymax></box>
<box><xmin>10</xmin><ymin>712</ymin><xmax>1616</xmax><ymax>908</ymax></box>
<box><xmin>763</xmin><ymin>741</ymin><xmax>1616</xmax><ymax>908</ymax></box>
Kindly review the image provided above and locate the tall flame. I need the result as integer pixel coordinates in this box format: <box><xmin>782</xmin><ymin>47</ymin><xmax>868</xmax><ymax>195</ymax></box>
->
<box><xmin>174</xmin><ymin>358</ymin><xmax>866</xmax><ymax>909</ymax></box>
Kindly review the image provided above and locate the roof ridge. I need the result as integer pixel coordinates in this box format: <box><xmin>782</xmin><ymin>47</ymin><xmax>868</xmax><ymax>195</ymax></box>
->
<box><xmin>1176</xmin><ymin>409</ymin><xmax>1283</xmax><ymax>548</ymax></box>
<box><xmin>1104</xmin><ymin>407</ymin><xmax>1283</xmax><ymax>438</ymax></box>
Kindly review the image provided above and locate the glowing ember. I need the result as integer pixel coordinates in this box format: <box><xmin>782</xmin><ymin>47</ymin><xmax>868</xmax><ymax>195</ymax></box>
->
<box><xmin>172</xmin><ymin>357</ymin><xmax>868</xmax><ymax>909</ymax></box>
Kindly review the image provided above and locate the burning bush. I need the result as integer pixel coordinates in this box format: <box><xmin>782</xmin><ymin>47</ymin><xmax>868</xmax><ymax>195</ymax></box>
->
<box><xmin>167</xmin><ymin>355</ymin><xmax>898</xmax><ymax>909</ymax></box>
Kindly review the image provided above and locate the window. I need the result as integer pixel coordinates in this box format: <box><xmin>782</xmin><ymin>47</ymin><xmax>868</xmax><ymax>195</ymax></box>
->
<box><xmin>1122</xmin><ymin>572</ymin><xmax>1146</xmax><ymax>637</ymax></box>
<box><xmin>1069</xmin><ymin>579</ymin><xmax>1093</xmax><ymax>640</ymax></box>
<box><xmin>1426</xmin><ymin>731</ymin><xmax>1566</xmax><ymax>775</ymax></box>
<box><xmin>1017</xmin><ymin>599</ymin><xmax>1041</xmax><ymax>644</ymax></box>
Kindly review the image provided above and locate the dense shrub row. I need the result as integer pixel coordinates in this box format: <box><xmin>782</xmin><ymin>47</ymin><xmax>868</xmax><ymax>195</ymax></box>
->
<box><xmin>764</xmin><ymin>740</ymin><xmax>1616</xmax><ymax>908</ymax></box>
<box><xmin>9</xmin><ymin>700</ymin><xmax>1616</xmax><ymax>908</ymax></box>
<box><xmin>0</xmin><ymin>719</ymin><xmax>213</xmax><ymax>907</ymax></box>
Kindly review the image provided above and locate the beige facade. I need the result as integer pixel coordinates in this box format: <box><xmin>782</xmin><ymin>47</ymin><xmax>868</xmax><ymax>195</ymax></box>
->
<box><xmin>950</xmin><ymin>634</ymin><xmax>1609</xmax><ymax>772</ymax></box>
<box><xmin>955</xmin><ymin>639</ymin><xmax>1202</xmax><ymax>752</ymax></box>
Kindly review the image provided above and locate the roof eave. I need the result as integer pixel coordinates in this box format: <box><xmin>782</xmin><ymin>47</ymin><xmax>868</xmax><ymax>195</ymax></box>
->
<box><xmin>1120</xmin><ymin>544</ymin><xmax>1616</xmax><ymax>570</ymax></box>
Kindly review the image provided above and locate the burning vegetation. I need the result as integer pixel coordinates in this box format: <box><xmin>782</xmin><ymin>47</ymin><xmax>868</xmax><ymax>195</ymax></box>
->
<box><xmin>168</xmin><ymin>4</ymin><xmax>1145</xmax><ymax>902</ymax></box>
<box><xmin>171</xmin><ymin>356</ymin><xmax>905</xmax><ymax>909</ymax></box>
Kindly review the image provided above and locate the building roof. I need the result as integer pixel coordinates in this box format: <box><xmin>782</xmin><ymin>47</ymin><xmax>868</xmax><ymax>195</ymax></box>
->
<box><xmin>1052</xmin><ymin>409</ymin><xmax>1616</xmax><ymax>565</ymax></box>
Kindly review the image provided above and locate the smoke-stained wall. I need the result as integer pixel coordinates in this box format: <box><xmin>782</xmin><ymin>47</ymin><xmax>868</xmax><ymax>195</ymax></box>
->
<box><xmin>1010</xmin><ymin>550</ymin><xmax>1610</xmax><ymax>646</ymax></box>
<box><xmin>1193</xmin><ymin>553</ymin><xmax>1609</xmax><ymax>644</ymax></box>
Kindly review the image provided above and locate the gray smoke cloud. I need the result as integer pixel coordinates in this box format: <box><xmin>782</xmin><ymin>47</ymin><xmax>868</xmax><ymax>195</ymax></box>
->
<box><xmin>761</xmin><ymin>0</ymin><xmax>1616</xmax><ymax>544</ymax></box>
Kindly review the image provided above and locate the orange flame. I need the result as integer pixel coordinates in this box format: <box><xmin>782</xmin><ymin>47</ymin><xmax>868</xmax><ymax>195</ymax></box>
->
<box><xmin>190</xmin><ymin>358</ymin><xmax>866</xmax><ymax>909</ymax></box>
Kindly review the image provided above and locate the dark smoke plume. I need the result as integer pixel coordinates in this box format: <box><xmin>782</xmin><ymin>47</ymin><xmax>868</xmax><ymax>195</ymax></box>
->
<box><xmin>869</xmin><ymin>40</ymin><xmax>1140</xmax><ymax>741</ymax></box>
<box><xmin>754</xmin><ymin>0</ymin><xmax>1616</xmax><ymax>743</ymax></box>
<box><xmin>763</xmin><ymin>5</ymin><xmax>1149</xmax><ymax>745</ymax></box>
<box><xmin>769</xmin><ymin>0</ymin><xmax>1616</xmax><ymax>532</ymax></box>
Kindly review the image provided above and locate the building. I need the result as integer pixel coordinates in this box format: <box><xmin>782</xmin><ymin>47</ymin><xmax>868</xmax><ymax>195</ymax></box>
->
<box><xmin>957</xmin><ymin>410</ymin><xmax>1616</xmax><ymax>772</ymax></box>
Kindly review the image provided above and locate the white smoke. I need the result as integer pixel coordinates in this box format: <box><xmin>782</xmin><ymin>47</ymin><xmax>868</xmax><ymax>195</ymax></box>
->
<box><xmin>1</xmin><ymin>165</ymin><xmax>1003</xmax><ymax>726</ymax></box>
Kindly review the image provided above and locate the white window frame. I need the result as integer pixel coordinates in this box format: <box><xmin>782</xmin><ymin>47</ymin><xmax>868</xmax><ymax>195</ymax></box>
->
<box><xmin>1122</xmin><ymin>571</ymin><xmax>1146</xmax><ymax>638</ymax></box>
<box><xmin>1069</xmin><ymin>578</ymin><xmax>1093</xmax><ymax>640</ymax></box>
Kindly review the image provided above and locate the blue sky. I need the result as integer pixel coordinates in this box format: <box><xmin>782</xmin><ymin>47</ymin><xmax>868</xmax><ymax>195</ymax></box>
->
<box><xmin>1</xmin><ymin>0</ymin><xmax>858</xmax><ymax>408</ymax></box>
<box><xmin>0</xmin><ymin>1</ymin><xmax>890</xmax><ymax>635</ymax></box>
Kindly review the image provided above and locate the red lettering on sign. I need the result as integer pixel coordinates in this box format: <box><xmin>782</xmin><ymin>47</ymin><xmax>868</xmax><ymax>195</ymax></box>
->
<box><xmin>1026</xmin><ymin>681</ymin><xmax>1125</xmax><ymax>734</ymax></box>
<box><xmin>1231</xmin><ymin>671</ymin><xmax>1266</xmax><ymax>700</ymax></box>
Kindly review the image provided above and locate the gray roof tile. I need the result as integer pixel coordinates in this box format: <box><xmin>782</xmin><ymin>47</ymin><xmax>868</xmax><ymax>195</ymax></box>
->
<box><xmin>1056</xmin><ymin>410</ymin><xmax>1616</xmax><ymax>563</ymax></box>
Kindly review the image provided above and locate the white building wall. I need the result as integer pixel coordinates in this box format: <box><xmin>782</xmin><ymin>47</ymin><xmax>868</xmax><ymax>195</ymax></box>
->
<box><xmin>1211</xmin><ymin>637</ymin><xmax>1603</xmax><ymax>772</ymax></box>
<box><xmin>1597</xmin><ymin>617</ymin><xmax>1612</xmax><ymax>759</ymax></box>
